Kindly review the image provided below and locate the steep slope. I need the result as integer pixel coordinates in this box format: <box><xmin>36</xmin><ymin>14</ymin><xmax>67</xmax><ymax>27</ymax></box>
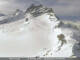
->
<box><xmin>26</xmin><ymin>4</ymin><xmax>80</xmax><ymax>57</ymax></box>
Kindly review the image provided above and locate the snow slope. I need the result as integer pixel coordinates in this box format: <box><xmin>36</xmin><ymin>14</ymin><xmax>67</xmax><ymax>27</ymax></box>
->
<box><xmin>0</xmin><ymin>4</ymin><xmax>80</xmax><ymax>57</ymax></box>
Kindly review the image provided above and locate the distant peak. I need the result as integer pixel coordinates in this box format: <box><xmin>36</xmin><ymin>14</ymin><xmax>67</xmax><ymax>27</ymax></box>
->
<box><xmin>13</xmin><ymin>9</ymin><xmax>24</xmax><ymax>16</ymax></box>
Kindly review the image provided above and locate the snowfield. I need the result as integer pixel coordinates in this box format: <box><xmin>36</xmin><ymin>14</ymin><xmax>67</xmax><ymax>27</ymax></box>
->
<box><xmin>0</xmin><ymin>4</ymin><xmax>80</xmax><ymax>57</ymax></box>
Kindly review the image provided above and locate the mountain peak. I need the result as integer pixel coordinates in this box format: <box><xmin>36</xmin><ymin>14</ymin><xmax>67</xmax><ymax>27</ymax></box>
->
<box><xmin>25</xmin><ymin>4</ymin><xmax>54</xmax><ymax>17</ymax></box>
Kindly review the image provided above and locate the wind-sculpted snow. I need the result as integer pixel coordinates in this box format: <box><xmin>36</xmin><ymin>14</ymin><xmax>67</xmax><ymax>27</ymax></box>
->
<box><xmin>0</xmin><ymin>4</ymin><xmax>80</xmax><ymax>57</ymax></box>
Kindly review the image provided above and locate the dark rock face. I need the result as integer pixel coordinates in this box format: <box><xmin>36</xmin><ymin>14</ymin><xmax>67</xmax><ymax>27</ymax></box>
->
<box><xmin>72</xmin><ymin>43</ymin><xmax>80</xmax><ymax>57</ymax></box>
<box><xmin>25</xmin><ymin>4</ymin><xmax>54</xmax><ymax>17</ymax></box>
<box><xmin>57</xmin><ymin>34</ymin><xmax>67</xmax><ymax>51</ymax></box>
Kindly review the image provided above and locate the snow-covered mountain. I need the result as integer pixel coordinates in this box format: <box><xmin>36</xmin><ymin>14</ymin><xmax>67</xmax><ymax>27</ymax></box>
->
<box><xmin>0</xmin><ymin>4</ymin><xmax>80</xmax><ymax>57</ymax></box>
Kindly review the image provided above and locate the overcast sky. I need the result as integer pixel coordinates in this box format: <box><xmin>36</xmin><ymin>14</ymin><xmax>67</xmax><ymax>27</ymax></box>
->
<box><xmin>0</xmin><ymin>0</ymin><xmax>80</xmax><ymax>21</ymax></box>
